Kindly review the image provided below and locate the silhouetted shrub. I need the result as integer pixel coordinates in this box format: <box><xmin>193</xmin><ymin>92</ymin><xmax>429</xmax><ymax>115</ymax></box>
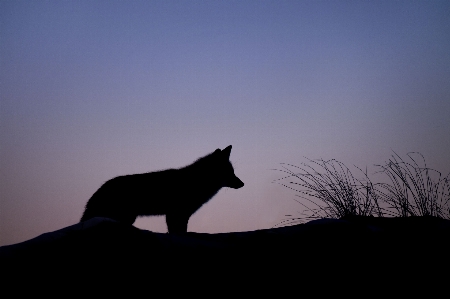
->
<box><xmin>274</xmin><ymin>152</ymin><xmax>449</xmax><ymax>226</ymax></box>
<box><xmin>376</xmin><ymin>152</ymin><xmax>450</xmax><ymax>219</ymax></box>
<box><xmin>273</xmin><ymin>158</ymin><xmax>383</xmax><ymax>226</ymax></box>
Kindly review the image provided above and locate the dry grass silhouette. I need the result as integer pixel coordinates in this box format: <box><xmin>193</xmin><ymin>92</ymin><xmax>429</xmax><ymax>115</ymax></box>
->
<box><xmin>376</xmin><ymin>152</ymin><xmax>450</xmax><ymax>218</ymax></box>
<box><xmin>274</xmin><ymin>152</ymin><xmax>450</xmax><ymax>226</ymax></box>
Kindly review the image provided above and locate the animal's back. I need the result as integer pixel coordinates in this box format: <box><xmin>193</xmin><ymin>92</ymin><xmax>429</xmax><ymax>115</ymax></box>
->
<box><xmin>80</xmin><ymin>169</ymin><xmax>179</xmax><ymax>223</ymax></box>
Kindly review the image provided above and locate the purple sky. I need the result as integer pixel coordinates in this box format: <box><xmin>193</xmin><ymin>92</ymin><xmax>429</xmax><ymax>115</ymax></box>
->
<box><xmin>1</xmin><ymin>1</ymin><xmax>450</xmax><ymax>246</ymax></box>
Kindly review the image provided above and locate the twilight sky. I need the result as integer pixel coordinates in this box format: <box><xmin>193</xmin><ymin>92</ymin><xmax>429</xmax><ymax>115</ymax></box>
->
<box><xmin>1</xmin><ymin>1</ymin><xmax>449</xmax><ymax>246</ymax></box>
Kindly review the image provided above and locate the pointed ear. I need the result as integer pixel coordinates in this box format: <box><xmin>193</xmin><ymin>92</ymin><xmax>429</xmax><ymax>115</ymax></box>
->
<box><xmin>213</xmin><ymin>148</ymin><xmax>221</xmax><ymax>155</ymax></box>
<box><xmin>222</xmin><ymin>145</ymin><xmax>232</xmax><ymax>159</ymax></box>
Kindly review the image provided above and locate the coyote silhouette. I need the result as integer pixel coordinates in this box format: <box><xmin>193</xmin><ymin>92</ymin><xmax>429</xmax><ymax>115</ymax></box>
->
<box><xmin>80</xmin><ymin>145</ymin><xmax>244</xmax><ymax>233</ymax></box>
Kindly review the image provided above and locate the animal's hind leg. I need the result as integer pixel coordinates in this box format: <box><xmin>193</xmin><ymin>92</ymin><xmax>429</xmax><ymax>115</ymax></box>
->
<box><xmin>166</xmin><ymin>213</ymin><xmax>190</xmax><ymax>234</ymax></box>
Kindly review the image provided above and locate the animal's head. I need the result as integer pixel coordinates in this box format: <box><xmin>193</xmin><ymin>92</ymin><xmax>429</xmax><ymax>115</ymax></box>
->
<box><xmin>212</xmin><ymin>145</ymin><xmax>244</xmax><ymax>189</ymax></box>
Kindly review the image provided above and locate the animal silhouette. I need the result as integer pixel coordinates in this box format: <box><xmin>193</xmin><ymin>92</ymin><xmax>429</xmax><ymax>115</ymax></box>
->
<box><xmin>80</xmin><ymin>145</ymin><xmax>244</xmax><ymax>233</ymax></box>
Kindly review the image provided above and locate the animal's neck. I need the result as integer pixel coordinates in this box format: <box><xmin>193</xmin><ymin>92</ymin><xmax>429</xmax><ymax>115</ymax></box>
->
<box><xmin>179</xmin><ymin>167</ymin><xmax>222</xmax><ymax>197</ymax></box>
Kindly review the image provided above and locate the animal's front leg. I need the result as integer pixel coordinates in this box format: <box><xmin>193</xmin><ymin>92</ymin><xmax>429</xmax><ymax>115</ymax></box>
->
<box><xmin>166</xmin><ymin>213</ymin><xmax>190</xmax><ymax>234</ymax></box>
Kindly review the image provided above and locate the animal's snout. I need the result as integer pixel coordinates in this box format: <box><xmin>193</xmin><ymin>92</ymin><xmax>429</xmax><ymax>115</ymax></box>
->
<box><xmin>227</xmin><ymin>175</ymin><xmax>244</xmax><ymax>189</ymax></box>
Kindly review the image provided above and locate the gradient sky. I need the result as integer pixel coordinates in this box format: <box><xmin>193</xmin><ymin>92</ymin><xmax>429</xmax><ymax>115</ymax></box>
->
<box><xmin>1</xmin><ymin>1</ymin><xmax>450</xmax><ymax>246</ymax></box>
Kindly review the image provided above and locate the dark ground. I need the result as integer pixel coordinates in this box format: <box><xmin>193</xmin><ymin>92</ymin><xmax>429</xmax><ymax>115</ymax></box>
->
<box><xmin>1</xmin><ymin>216</ymin><xmax>449</xmax><ymax>295</ymax></box>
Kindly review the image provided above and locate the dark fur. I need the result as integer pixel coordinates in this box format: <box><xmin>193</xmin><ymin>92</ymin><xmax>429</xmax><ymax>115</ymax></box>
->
<box><xmin>80</xmin><ymin>145</ymin><xmax>244</xmax><ymax>233</ymax></box>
